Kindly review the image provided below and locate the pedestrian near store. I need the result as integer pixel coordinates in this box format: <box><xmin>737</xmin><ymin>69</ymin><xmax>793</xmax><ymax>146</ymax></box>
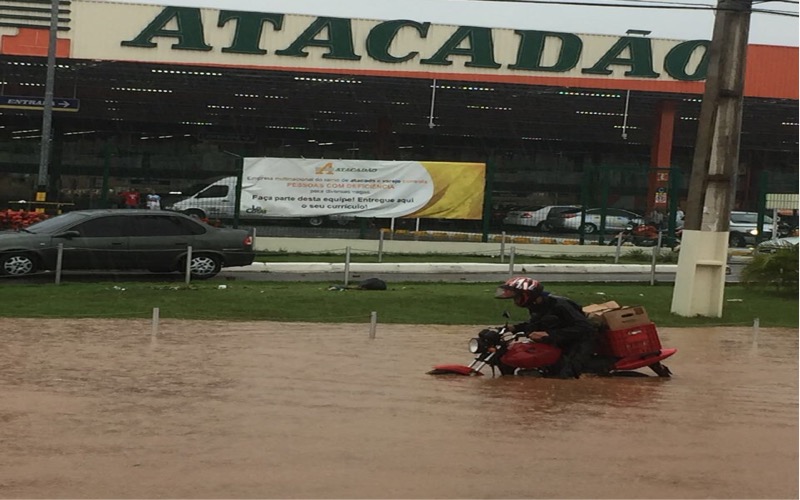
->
<box><xmin>121</xmin><ymin>188</ymin><xmax>141</xmax><ymax>209</ymax></box>
<box><xmin>146</xmin><ymin>190</ymin><xmax>161</xmax><ymax>210</ymax></box>
<box><xmin>648</xmin><ymin>208</ymin><xmax>665</xmax><ymax>229</ymax></box>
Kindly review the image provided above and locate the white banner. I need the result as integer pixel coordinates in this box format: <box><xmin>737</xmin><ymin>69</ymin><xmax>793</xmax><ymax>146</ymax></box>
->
<box><xmin>242</xmin><ymin>158</ymin><xmax>435</xmax><ymax>218</ymax></box>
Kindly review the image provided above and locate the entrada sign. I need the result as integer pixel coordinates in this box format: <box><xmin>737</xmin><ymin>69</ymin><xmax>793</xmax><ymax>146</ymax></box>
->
<box><xmin>0</xmin><ymin>96</ymin><xmax>80</xmax><ymax>112</ymax></box>
<box><xmin>121</xmin><ymin>7</ymin><xmax>710</xmax><ymax>81</ymax></box>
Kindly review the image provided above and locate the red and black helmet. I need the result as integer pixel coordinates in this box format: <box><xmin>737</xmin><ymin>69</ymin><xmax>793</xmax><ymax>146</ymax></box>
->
<box><xmin>494</xmin><ymin>276</ymin><xmax>544</xmax><ymax>307</ymax></box>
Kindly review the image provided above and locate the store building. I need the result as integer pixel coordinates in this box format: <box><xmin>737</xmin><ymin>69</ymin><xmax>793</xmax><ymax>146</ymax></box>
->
<box><xmin>0</xmin><ymin>0</ymin><xmax>796</xmax><ymax>216</ymax></box>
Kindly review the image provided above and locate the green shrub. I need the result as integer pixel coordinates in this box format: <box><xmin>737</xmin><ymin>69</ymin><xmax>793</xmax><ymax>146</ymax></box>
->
<box><xmin>623</xmin><ymin>248</ymin><xmax>679</xmax><ymax>263</ymax></box>
<box><xmin>741</xmin><ymin>246</ymin><xmax>799</xmax><ymax>294</ymax></box>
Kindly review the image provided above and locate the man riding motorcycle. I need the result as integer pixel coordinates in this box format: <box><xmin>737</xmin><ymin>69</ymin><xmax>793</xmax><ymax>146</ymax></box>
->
<box><xmin>495</xmin><ymin>277</ymin><xmax>598</xmax><ymax>379</ymax></box>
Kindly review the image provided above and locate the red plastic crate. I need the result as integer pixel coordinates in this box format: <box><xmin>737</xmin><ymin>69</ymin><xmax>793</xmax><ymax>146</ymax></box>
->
<box><xmin>598</xmin><ymin>323</ymin><xmax>662</xmax><ymax>357</ymax></box>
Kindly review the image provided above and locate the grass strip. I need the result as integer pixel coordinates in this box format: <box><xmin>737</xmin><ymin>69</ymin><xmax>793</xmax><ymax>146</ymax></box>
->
<box><xmin>0</xmin><ymin>281</ymin><xmax>795</xmax><ymax>327</ymax></box>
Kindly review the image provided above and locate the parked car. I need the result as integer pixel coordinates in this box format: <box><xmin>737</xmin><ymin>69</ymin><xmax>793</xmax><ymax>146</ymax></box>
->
<box><xmin>755</xmin><ymin>236</ymin><xmax>799</xmax><ymax>254</ymax></box>
<box><xmin>502</xmin><ymin>205</ymin><xmax>579</xmax><ymax>232</ymax></box>
<box><xmin>0</xmin><ymin>209</ymin><xmax>255</xmax><ymax>279</ymax></box>
<box><xmin>554</xmin><ymin>208</ymin><xmax>645</xmax><ymax>234</ymax></box>
<box><xmin>729</xmin><ymin>211</ymin><xmax>776</xmax><ymax>247</ymax></box>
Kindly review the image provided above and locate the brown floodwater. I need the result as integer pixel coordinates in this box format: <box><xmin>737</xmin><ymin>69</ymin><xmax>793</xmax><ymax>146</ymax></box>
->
<box><xmin>1</xmin><ymin>319</ymin><xmax>797</xmax><ymax>499</ymax></box>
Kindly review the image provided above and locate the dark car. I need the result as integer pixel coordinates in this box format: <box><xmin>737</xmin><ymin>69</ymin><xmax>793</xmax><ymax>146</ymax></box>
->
<box><xmin>0</xmin><ymin>209</ymin><xmax>255</xmax><ymax>279</ymax></box>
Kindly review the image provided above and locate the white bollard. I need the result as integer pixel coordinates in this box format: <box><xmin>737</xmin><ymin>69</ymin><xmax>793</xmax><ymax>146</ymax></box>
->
<box><xmin>369</xmin><ymin>311</ymin><xmax>377</xmax><ymax>339</ymax></box>
<box><xmin>752</xmin><ymin>317</ymin><xmax>760</xmax><ymax>345</ymax></box>
<box><xmin>344</xmin><ymin>246</ymin><xmax>351</xmax><ymax>287</ymax></box>
<box><xmin>185</xmin><ymin>245</ymin><xmax>193</xmax><ymax>284</ymax></box>
<box><xmin>500</xmin><ymin>232</ymin><xmax>506</xmax><ymax>264</ymax></box>
<box><xmin>508</xmin><ymin>246</ymin><xmax>515</xmax><ymax>277</ymax></box>
<box><xmin>649</xmin><ymin>232</ymin><xmax>662</xmax><ymax>286</ymax></box>
<box><xmin>377</xmin><ymin>230</ymin><xmax>384</xmax><ymax>263</ymax></box>
<box><xmin>55</xmin><ymin>243</ymin><xmax>64</xmax><ymax>285</ymax></box>
<box><xmin>151</xmin><ymin>307</ymin><xmax>160</xmax><ymax>339</ymax></box>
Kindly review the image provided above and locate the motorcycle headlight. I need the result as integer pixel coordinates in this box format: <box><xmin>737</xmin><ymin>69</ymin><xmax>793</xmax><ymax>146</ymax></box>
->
<box><xmin>469</xmin><ymin>338</ymin><xmax>481</xmax><ymax>353</ymax></box>
<box><xmin>749</xmin><ymin>229</ymin><xmax>759</xmax><ymax>236</ymax></box>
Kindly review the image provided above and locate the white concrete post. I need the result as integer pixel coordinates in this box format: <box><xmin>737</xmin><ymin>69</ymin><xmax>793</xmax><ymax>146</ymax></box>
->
<box><xmin>55</xmin><ymin>242</ymin><xmax>63</xmax><ymax>285</ymax></box>
<box><xmin>369</xmin><ymin>311</ymin><xmax>377</xmax><ymax>339</ymax></box>
<box><xmin>344</xmin><ymin>246</ymin><xmax>351</xmax><ymax>286</ymax></box>
<box><xmin>151</xmin><ymin>307</ymin><xmax>160</xmax><ymax>339</ymax></box>
<box><xmin>184</xmin><ymin>245</ymin><xmax>193</xmax><ymax>284</ymax></box>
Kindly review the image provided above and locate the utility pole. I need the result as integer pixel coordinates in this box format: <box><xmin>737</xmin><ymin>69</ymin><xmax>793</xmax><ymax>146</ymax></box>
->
<box><xmin>671</xmin><ymin>0</ymin><xmax>753</xmax><ymax>317</ymax></box>
<box><xmin>35</xmin><ymin>0</ymin><xmax>60</xmax><ymax>212</ymax></box>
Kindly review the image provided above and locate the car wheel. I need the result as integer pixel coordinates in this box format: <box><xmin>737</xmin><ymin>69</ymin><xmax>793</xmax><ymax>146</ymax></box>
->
<box><xmin>582</xmin><ymin>223</ymin><xmax>598</xmax><ymax>234</ymax></box>
<box><xmin>307</xmin><ymin>217</ymin><xmax>324</xmax><ymax>227</ymax></box>
<box><xmin>537</xmin><ymin>221</ymin><xmax>553</xmax><ymax>233</ymax></box>
<box><xmin>1</xmin><ymin>252</ymin><xmax>38</xmax><ymax>276</ymax></box>
<box><xmin>729</xmin><ymin>233</ymin><xmax>746</xmax><ymax>248</ymax></box>
<box><xmin>188</xmin><ymin>254</ymin><xmax>222</xmax><ymax>279</ymax></box>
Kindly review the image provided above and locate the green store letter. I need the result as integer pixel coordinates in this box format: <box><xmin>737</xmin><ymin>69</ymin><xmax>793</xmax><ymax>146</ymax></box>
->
<box><xmin>509</xmin><ymin>30</ymin><xmax>582</xmax><ymax>72</ymax></box>
<box><xmin>420</xmin><ymin>26</ymin><xmax>501</xmax><ymax>68</ymax></box>
<box><xmin>121</xmin><ymin>7</ymin><xmax>212</xmax><ymax>51</ymax></box>
<box><xmin>366</xmin><ymin>20</ymin><xmax>431</xmax><ymax>63</ymax></box>
<box><xmin>275</xmin><ymin>17</ymin><xmax>361</xmax><ymax>60</ymax></box>
<box><xmin>582</xmin><ymin>36</ymin><xmax>659</xmax><ymax>77</ymax></box>
<box><xmin>218</xmin><ymin>11</ymin><xmax>284</xmax><ymax>55</ymax></box>
<box><xmin>664</xmin><ymin>40</ymin><xmax>710</xmax><ymax>81</ymax></box>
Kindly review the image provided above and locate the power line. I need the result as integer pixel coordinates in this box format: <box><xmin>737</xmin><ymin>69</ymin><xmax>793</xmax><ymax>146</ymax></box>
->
<box><xmin>462</xmin><ymin>0</ymin><xmax>798</xmax><ymax>16</ymax></box>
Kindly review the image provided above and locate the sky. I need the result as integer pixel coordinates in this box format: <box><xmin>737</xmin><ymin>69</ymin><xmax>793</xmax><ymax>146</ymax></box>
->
<box><xmin>105</xmin><ymin>0</ymin><xmax>799</xmax><ymax>46</ymax></box>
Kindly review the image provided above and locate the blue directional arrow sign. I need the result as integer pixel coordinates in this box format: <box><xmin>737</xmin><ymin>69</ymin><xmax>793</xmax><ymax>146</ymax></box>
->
<box><xmin>0</xmin><ymin>95</ymin><xmax>80</xmax><ymax>112</ymax></box>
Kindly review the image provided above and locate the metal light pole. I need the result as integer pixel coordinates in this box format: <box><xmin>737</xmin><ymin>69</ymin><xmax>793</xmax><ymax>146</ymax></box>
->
<box><xmin>35</xmin><ymin>0</ymin><xmax>60</xmax><ymax>210</ymax></box>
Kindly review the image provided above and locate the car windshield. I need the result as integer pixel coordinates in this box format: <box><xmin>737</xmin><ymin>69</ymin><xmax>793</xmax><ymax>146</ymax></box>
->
<box><xmin>732</xmin><ymin>213</ymin><xmax>773</xmax><ymax>224</ymax></box>
<box><xmin>24</xmin><ymin>211</ymin><xmax>93</xmax><ymax>233</ymax></box>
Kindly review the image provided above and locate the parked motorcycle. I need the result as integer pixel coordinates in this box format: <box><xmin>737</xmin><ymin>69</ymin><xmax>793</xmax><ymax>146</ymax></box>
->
<box><xmin>428</xmin><ymin>314</ymin><xmax>676</xmax><ymax>378</ymax></box>
<box><xmin>608</xmin><ymin>222</ymin><xmax>678</xmax><ymax>248</ymax></box>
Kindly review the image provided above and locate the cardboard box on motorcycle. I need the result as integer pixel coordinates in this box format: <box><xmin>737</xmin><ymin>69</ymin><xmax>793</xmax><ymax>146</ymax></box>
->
<box><xmin>582</xmin><ymin>301</ymin><xmax>651</xmax><ymax>330</ymax></box>
<box><xmin>583</xmin><ymin>301</ymin><xmax>658</xmax><ymax>358</ymax></box>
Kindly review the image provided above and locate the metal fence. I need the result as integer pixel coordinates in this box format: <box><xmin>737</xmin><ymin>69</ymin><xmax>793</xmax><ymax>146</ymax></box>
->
<box><xmin>1</xmin><ymin>152</ymin><xmax>797</xmax><ymax>246</ymax></box>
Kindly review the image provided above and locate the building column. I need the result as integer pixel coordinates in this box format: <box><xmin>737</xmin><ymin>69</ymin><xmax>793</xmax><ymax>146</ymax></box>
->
<box><xmin>374</xmin><ymin>115</ymin><xmax>392</xmax><ymax>159</ymax></box>
<box><xmin>647</xmin><ymin>100</ymin><xmax>676</xmax><ymax>213</ymax></box>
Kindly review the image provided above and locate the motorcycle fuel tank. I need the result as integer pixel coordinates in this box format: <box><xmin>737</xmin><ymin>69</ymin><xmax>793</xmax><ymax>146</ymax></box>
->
<box><xmin>501</xmin><ymin>341</ymin><xmax>561</xmax><ymax>369</ymax></box>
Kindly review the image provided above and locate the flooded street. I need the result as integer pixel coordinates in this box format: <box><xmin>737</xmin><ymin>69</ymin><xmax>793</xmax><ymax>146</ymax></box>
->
<box><xmin>1</xmin><ymin>319</ymin><xmax>797</xmax><ymax>499</ymax></box>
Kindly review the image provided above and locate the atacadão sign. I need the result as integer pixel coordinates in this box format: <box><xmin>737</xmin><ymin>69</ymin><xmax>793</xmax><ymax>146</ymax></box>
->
<box><xmin>120</xmin><ymin>7</ymin><xmax>709</xmax><ymax>81</ymax></box>
<box><xmin>68</xmin><ymin>2</ymin><xmax>710</xmax><ymax>86</ymax></box>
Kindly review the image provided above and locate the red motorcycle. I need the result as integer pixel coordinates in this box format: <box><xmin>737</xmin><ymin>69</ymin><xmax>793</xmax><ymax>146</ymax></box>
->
<box><xmin>608</xmin><ymin>222</ymin><xmax>661</xmax><ymax>247</ymax></box>
<box><xmin>608</xmin><ymin>222</ymin><xmax>683</xmax><ymax>250</ymax></box>
<box><xmin>428</xmin><ymin>316</ymin><xmax>676</xmax><ymax>378</ymax></box>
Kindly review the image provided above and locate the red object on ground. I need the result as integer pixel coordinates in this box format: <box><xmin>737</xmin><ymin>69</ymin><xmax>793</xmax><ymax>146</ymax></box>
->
<box><xmin>0</xmin><ymin>209</ymin><xmax>48</xmax><ymax>230</ymax></box>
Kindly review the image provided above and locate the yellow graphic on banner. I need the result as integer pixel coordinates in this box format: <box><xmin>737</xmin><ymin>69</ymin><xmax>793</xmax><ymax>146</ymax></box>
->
<box><xmin>405</xmin><ymin>162</ymin><xmax>486</xmax><ymax>220</ymax></box>
<box><xmin>315</xmin><ymin>162</ymin><xmax>334</xmax><ymax>175</ymax></box>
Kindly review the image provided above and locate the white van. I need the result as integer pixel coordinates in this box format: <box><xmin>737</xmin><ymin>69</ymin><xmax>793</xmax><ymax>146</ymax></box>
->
<box><xmin>166</xmin><ymin>177</ymin><xmax>351</xmax><ymax>227</ymax></box>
